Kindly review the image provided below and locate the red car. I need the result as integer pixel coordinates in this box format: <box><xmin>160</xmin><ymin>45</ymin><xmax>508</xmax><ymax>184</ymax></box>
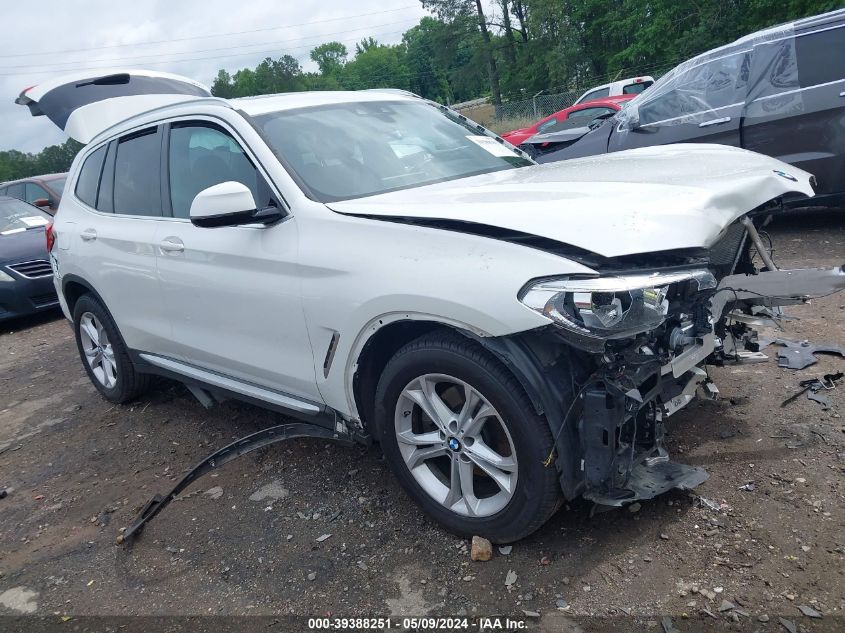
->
<box><xmin>502</xmin><ymin>95</ymin><xmax>636</xmax><ymax>146</ymax></box>
<box><xmin>0</xmin><ymin>173</ymin><xmax>67</xmax><ymax>215</ymax></box>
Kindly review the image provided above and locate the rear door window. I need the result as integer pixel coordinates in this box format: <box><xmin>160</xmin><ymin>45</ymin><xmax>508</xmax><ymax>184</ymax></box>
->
<box><xmin>75</xmin><ymin>145</ymin><xmax>107</xmax><ymax>208</ymax></box>
<box><xmin>113</xmin><ymin>128</ymin><xmax>162</xmax><ymax>217</ymax></box>
<box><xmin>797</xmin><ymin>25</ymin><xmax>845</xmax><ymax>87</ymax></box>
<box><xmin>747</xmin><ymin>38</ymin><xmax>799</xmax><ymax>102</ymax></box>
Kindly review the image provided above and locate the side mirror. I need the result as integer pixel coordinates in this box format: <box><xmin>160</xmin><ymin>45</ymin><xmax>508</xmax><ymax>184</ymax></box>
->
<box><xmin>33</xmin><ymin>198</ymin><xmax>52</xmax><ymax>208</ymax></box>
<box><xmin>189</xmin><ymin>181</ymin><xmax>283</xmax><ymax>228</ymax></box>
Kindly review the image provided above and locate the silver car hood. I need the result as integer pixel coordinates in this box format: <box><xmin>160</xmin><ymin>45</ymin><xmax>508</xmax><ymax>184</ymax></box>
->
<box><xmin>328</xmin><ymin>144</ymin><xmax>815</xmax><ymax>259</ymax></box>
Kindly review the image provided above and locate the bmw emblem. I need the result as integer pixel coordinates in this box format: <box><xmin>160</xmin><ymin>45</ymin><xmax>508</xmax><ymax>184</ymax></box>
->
<box><xmin>448</xmin><ymin>437</ymin><xmax>461</xmax><ymax>451</ymax></box>
<box><xmin>773</xmin><ymin>169</ymin><xmax>797</xmax><ymax>182</ymax></box>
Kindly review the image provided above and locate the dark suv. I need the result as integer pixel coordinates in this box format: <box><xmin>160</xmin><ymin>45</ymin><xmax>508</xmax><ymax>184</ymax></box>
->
<box><xmin>0</xmin><ymin>173</ymin><xmax>67</xmax><ymax>214</ymax></box>
<box><xmin>541</xmin><ymin>9</ymin><xmax>845</xmax><ymax>204</ymax></box>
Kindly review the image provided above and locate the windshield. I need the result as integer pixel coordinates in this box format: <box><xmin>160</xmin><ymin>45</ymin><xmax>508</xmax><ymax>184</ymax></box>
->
<box><xmin>48</xmin><ymin>177</ymin><xmax>67</xmax><ymax>194</ymax></box>
<box><xmin>253</xmin><ymin>101</ymin><xmax>531</xmax><ymax>202</ymax></box>
<box><xmin>0</xmin><ymin>198</ymin><xmax>51</xmax><ymax>235</ymax></box>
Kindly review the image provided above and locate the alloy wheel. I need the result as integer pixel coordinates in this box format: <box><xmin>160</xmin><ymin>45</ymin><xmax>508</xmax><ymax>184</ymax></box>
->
<box><xmin>78</xmin><ymin>311</ymin><xmax>117</xmax><ymax>389</ymax></box>
<box><xmin>394</xmin><ymin>373</ymin><xmax>518</xmax><ymax>517</ymax></box>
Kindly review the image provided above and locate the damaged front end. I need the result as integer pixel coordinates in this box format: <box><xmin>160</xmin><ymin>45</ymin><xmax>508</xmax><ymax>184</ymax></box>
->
<box><xmin>495</xmin><ymin>211</ymin><xmax>845</xmax><ymax>507</ymax></box>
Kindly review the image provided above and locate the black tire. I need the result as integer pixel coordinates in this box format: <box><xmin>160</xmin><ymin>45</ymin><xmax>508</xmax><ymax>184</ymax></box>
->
<box><xmin>72</xmin><ymin>293</ymin><xmax>150</xmax><ymax>403</ymax></box>
<box><xmin>375</xmin><ymin>331</ymin><xmax>561</xmax><ymax>543</ymax></box>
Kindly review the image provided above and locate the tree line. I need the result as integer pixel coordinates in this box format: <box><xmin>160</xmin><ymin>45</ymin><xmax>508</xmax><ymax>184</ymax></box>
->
<box><xmin>0</xmin><ymin>140</ymin><xmax>82</xmax><ymax>184</ymax></box>
<box><xmin>1</xmin><ymin>0</ymin><xmax>838</xmax><ymax>182</ymax></box>
<box><xmin>212</xmin><ymin>0</ymin><xmax>840</xmax><ymax>106</ymax></box>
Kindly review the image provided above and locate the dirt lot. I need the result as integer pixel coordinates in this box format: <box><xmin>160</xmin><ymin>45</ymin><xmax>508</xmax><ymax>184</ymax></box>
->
<box><xmin>1</xmin><ymin>210</ymin><xmax>844</xmax><ymax>631</ymax></box>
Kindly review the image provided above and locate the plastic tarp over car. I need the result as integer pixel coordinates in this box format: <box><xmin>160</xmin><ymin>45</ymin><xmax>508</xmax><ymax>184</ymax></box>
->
<box><xmin>616</xmin><ymin>21</ymin><xmax>798</xmax><ymax>130</ymax></box>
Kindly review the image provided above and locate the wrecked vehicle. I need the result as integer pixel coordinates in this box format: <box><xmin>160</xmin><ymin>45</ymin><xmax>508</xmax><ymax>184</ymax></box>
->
<box><xmin>517</xmin><ymin>114</ymin><xmax>613</xmax><ymax>159</ymax></box>
<box><xmin>500</xmin><ymin>94</ymin><xmax>634</xmax><ymax>146</ymax></box>
<box><xmin>17</xmin><ymin>70</ymin><xmax>845</xmax><ymax>542</ymax></box>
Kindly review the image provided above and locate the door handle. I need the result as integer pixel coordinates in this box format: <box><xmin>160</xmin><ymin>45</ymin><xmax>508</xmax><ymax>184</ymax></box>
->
<box><xmin>159</xmin><ymin>237</ymin><xmax>184</xmax><ymax>253</ymax></box>
<box><xmin>698</xmin><ymin>116</ymin><xmax>731</xmax><ymax>128</ymax></box>
<box><xmin>80</xmin><ymin>228</ymin><xmax>97</xmax><ymax>241</ymax></box>
<box><xmin>840</xmin><ymin>91</ymin><xmax>845</xmax><ymax>97</ymax></box>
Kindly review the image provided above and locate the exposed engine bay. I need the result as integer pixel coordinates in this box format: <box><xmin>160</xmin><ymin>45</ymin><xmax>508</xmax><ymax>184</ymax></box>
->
<box><xmin>482</xmin><ymin>208</ymin><xmax>845</xmax><ymax>507</ymax></box>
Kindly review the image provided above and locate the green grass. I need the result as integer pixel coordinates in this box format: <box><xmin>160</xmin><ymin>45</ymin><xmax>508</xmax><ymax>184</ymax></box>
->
<box><xmin>486</xmin><ymin>116</ymin><xmax>537</xmax><ymax>135</ymax></box>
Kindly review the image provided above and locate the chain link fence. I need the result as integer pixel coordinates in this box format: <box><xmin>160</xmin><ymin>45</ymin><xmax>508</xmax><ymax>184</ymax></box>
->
<box><xmin>497</xmin><ymin>89</ymin><xmax>584</xmax><ymax>121</ymax></box>
<box><xmin>453</xmin><ymin>65</ymin><xmax>678</xmax><ymax>134</ymax></box>
<box><xmin>453</xmin><ymin>86</ymin><xmax>600</xmax><ymax>134</ymax></box>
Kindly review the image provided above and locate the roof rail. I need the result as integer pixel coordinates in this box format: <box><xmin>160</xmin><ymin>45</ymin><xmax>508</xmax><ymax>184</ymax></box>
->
<box><xmin>363</xmin><ymin>88</ymin><xmax>422</xmax><ymax>99</ymax></box>
<box><xmin>88</xmin><ymin>96</ymin><xmax>232</xmax><ymax>145</ymax></box>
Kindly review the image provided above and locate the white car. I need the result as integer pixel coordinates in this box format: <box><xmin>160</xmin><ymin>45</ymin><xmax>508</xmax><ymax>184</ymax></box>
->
<box><xmin>17</xmin><ymin>70</ymin><xmax>845</xmax><ymax>542</ymax></box>
<box><xmin>574</xmin><ymin>75</ymin><xmax>654</xmax><ymax>105</ymax></box>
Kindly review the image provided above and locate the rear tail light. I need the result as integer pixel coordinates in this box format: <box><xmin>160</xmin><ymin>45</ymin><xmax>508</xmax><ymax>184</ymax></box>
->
<box><xmin>45</xmin><ymin>222</ymin><xmax>56</xmax><ymax>252</ymax></box>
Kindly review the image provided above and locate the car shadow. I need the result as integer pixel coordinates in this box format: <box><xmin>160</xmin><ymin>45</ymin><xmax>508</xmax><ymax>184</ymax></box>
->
<box><xmin>0</xmin><ymin>308</ymin><xmax>63</xmax><ymax>335</ymax></box>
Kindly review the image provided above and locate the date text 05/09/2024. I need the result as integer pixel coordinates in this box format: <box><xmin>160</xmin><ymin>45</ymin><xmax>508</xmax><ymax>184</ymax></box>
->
<box><xmin>307</xmin><ymin>616</ymin><xmax>530</xmax><ymax>630</ymax></box>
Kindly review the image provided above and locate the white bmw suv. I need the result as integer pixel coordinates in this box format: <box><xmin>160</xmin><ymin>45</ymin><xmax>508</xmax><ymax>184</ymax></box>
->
<box><xmin>17</xmin><ymin>70</ymin><xmax>845</xmax><ymax>542</ymax></box>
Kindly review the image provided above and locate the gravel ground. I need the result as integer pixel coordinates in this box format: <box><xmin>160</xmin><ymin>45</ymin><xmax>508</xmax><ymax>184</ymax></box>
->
<box><xmin>0</xmin><ymin>210</ymin><xmax>843</xmax><ymax>631</ymax></box>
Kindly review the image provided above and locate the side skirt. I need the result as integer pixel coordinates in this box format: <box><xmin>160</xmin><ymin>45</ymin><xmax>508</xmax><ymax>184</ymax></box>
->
<box><xmin>129</xmin><ymin>350</ymin><xmax>343</xmax><ymax>433</ymax></box>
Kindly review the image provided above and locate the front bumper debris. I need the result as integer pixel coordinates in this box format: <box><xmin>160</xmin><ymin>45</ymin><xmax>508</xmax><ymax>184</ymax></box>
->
<box><xmin>120</xmin><ymin>422</ymin><xmax>353</xmax><ymax>545</ymax></box>
<box><xmin>584</xmin><ymin>460</ymin><xmax>708</xmax><ymax>507</ymax></box>
<box><xmin>575</xmin><ymin>263</ymin><xmax>845</xmax><ymax>507</ymax></box>
<box><xmin>575</xmin><ymin>353</ymin><xmax>713</xmax><ymax>506</ymax></box>
<box><xmin>766</xmin><ymin>338</ymin><xmax>845</xmax><ymax>370</ymax></box>
<box><xmin>714</xmin><ymin>265</ymin><xmax>845</xmax><ymax>313</ymax></box>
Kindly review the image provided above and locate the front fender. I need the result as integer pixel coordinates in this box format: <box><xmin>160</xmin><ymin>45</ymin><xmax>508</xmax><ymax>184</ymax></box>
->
<box><xmin>331</xmin><ymin>309</ymin><xmax>548</xmax><ymax>421</ymax></box>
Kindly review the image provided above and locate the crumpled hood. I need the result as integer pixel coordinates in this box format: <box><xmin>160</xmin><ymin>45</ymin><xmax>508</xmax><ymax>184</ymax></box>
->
<box><xmin>328</xmin><ymin>144</ymin><xmax>815</xmax><ymax>259</ymax></box>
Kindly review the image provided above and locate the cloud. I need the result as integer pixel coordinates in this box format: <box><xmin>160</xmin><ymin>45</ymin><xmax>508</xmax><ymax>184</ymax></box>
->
<box><xmin>0</xmin><ymin>0</ymin><xmax>427</xmax><ymax>153</ymax></box>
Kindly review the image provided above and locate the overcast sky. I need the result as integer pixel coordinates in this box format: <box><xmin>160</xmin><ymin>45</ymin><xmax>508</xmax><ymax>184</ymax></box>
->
<box><xmin>0</xmin><ymin>0</ymin><xmax>438</xmax><ymax>153</ymax></box>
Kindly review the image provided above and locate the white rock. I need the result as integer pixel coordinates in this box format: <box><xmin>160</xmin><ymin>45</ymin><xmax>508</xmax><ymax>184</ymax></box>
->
<box><xmin>203</xmin><ymin>486</ymin><xmax>223</xmax><ymax>500</ymax></box>
<box><xmin>249</xmin><ymin>481</ymin><xmax>289</xmax><ymax>502</ymax></box>
<box><xmin>0</xmin><ymin>587</ymin><xmax>38</xmax><ymax>614</ymax></box>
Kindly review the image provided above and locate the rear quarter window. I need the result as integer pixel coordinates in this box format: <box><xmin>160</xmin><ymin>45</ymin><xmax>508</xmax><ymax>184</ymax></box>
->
<box><xmin>6</xmin><ymin>183</ymin><xmax>24</xmax><ymax>200</ymax></box>
<box><xmin>75</xmin><ymin>146</ymin><xmax>107</xmax><ymax>208</ymax></box>
<box><xmin>797</xmin><ymin>25</ymin><xmax>845</xmax><ymax>87</ymax></box>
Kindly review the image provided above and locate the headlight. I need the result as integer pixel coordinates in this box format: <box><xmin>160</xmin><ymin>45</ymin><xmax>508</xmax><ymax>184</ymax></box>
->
<box><xmin>0</xmin><ymin>270</ymin><xmax>15</xmax><ymax>283</ymax></box>
<box><xmin>520</xmin><ymin>269</ymin><xmax>716</xmax><ymax>341</ymax></box>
